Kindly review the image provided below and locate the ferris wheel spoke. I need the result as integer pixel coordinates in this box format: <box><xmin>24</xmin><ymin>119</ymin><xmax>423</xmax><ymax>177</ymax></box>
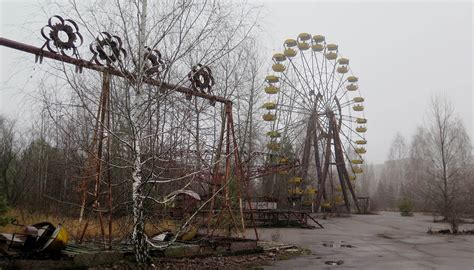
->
<box><xmin>329</xmin><ymin>73</ymin><xmax>350</xmax><ymax>104</ymax></box>
<box><xmin>313</xmin><ymin>48</ymin><xmax>326</xmax><ymax>99</ymax></box>
<box><xmin>272</xmin><ymin>117</ymin><xmax>307</xmax><ymax>133</ymax></box>
<box><xmin>287</xmin><ymin>57</ymin><xmax>316</xmax><ymax>99</ymax></box>
<box><xmin>279</xmin><ymin>75</ymin><xmax>313</xmax><ymax>110</ymax></box>
<box><xmin>301</xmin><ymin>50</ymin><xmax>320</xmax><ymax>95</ymax></box>
<box><xmin>332</xmin><ymin>74</ymin><xmax>347</xmax><ymax>99</ymax></box>
<box><xmin>337</xmin><ymin>100</ymin><xmax>356</xmax><ymax>110</ymax></box>
<box><xmin>339</xmin><ymin>119</ymin><xmax>366</xmax><ymax>141</ymax></box>
<box><xmin>338</xmin><ymin>125</ymin><xmax>364</xmax><ymax>161</ymax></box>
<box><xmin>298</xmin><ymin>52</ymin><xmax>313</xmax><ymax>96</ymax></box>
<box><xmin>286</xmin><ymin>123</ymin><xmax>310</xmax><ymax>148</ymax></box>
<box><xmin>324</xmin><ymin>57</ymin><xmax>339</xmax><ymax>102</ymax></box>
<box><xmin>336</xmin><ymin>114</ymin><xmax>359</xmax><ymax>122</ymax></box>
<box><xmin>278</xmin><ymin>103</ymin><xmax>312</xmax><ymax>114</ymax></box>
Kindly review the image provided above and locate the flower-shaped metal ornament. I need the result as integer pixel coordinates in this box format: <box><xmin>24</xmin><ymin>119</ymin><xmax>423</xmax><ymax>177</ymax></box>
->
<box><xmin>188</xmin><ymin>64</ymin><xmax>215</xmax><ymax>94</ymax></box>
<box><xmin>40</xmin><ymin>15</ymin><xmax>83</xmax><ymax>58</ymax></box>
<box><xmin>90</xmin><ymin>32</ymin><xmax>127</xmax><ymax>67</ymax></box>
<box><xmin>143</xmin><ymin>47</ymin><xmax>164</xmax><ymax>77</ymax></box>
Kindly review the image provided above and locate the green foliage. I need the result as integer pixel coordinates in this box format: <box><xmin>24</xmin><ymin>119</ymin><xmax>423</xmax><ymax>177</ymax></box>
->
<box><xmin>0</xmin><ymin>196</ymin><xmax>10</xmax><ymax>226</ymax></box>
<box><xmin>398</xmin><ymin>197</ymin><xmax>414</xmax><ymax>216</ymax></box>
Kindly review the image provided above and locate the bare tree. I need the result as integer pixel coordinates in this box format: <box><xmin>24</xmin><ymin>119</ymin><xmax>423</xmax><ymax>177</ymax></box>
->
<box><xmin>0</xmin><ymin>116</ymin><xmax>17</xmax><ymax>202</ymax></box>
<box><xmin>26</xmin><ymin>0</ymin><xmax>262</xmax><ymax>263</ymax></box>
<box><xmin>419</xmin><ymin>95</ymin><xmax>471</xmax><ymax>232</ymax></box>
<box><xmin>373</xmin><ymin>133</ymin><xmax>407</xmax><ymax>209</ymax></box>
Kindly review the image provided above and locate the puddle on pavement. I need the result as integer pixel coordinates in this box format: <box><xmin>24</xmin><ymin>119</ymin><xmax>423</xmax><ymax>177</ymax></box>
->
<box><xmin>322</xmin><ymin>241</ymin><xmax>355</xmax><ymax>248</ymax></box>
<box><xmin>325</xmin><ymin>260</ymin><xmax>344</xmax><ymax>266</ymax></box>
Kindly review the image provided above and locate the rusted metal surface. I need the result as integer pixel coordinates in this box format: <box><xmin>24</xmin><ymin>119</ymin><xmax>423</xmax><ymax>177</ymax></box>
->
<box><xmin>188</xmin><ymin>64</ymin><xmax>215</xmax><ymax>94</ymax></box>
<box><xmin>40</xmin><ymin>15</ymin><xmax>82</xmax><ymax>58</ymax></box>
<box><xmin>89</xmin><ymin>32</ymin><xmax>126</xmax><ymax>67</ymax></box>
<box><xmin>144</xmin><ymin>47</ymin><xmax>163</xmax><ymax>77</ymax></box>
<box><xmin>0</xmin><ymin>37</ymin><xmax>231</xmax><ymax>104</ymax></box>
<box><xmin>243</xmin><ymin>209</ymin><xmax>323</xmax><ymax>229</ymax></box>
<box><xmin>0</xmin><ymin>14</ymin><xmax>264</xmax><ymax>252</ymax></box>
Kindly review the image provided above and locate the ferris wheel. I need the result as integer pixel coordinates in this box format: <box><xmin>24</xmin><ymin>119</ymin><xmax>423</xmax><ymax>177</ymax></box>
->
<box><xmin>262</xmin><ymin>33</ymin><xmax>367</xmax><ymax>212</ymax></box>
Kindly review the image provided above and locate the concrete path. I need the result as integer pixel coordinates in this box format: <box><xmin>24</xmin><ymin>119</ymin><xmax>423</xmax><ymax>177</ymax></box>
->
<box><xmin>254</xmin><ymin>211</ymin><xmax>474</xmax><ymax>270</ymax></box>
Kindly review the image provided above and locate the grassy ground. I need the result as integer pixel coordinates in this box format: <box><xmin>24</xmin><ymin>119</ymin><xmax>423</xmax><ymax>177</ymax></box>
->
<box><xmin>1</xmin><ymin>209</ymin><xmax>171</xmax><ymax>242</ymax></box>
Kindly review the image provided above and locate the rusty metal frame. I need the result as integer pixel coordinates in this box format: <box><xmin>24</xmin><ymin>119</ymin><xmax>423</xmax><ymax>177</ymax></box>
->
<box><xmin>0</xmin><ymin>37</ymin><xmax>230</xmax><ymax>104</ymax></box>
<box><xmin>0</xmin><ymin>33</ymin><xmax>259</xmax><ymax>245</ymax></box>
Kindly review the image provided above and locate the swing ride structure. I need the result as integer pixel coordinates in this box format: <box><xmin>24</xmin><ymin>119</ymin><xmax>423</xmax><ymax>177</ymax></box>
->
<box><xmin>261</xmin><ymin>33</ymin><xmax>367</xmax><ymax>213</ymax></box>
<box><xmin>0</xmin><ymin>14</ymin><xmax>259</xmax><ymax>251</ymax></box>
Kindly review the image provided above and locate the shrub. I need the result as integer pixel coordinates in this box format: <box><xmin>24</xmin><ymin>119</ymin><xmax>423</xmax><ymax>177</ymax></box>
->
<box><xmin>0</xmin><ymin>196</ymin><xmax>11</xmax><ymax>226</ymax></box>
<box><xmin>398</xmin><ymin>197</ymin><xmax>414</xmax><ymax>216</ymax></box>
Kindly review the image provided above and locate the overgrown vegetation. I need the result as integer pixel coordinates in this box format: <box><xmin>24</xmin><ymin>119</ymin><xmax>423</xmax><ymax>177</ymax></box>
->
<box><xmin>0</xmin><ymin>196</ymin><xmax>10</xmax><ymax>226</ymax></box>
<box><xmin>397</xmin><ymin>197</ymin><xmax>414</xmax><ymax>216</ymax></box>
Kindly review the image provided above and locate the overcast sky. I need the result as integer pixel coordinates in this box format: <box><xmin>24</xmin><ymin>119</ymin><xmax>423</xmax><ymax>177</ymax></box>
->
<box><xmin>1</xmin><ymin>0</ymin><xmax>473</xmax><ymax>163</ymax></box>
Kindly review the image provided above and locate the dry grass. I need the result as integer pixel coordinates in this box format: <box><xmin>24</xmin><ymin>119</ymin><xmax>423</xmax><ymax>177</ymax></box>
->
<box><xmin>0</xmin><ymin>209</ymin><xmax>192</xmax><ymax>243</ymax></box>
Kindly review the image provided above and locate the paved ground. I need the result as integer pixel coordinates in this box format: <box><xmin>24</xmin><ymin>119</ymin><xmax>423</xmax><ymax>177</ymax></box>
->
<box><xmin>252</xmin><ymin>211</ymin><xmax>474</xmax><ymax>270</ymax></box>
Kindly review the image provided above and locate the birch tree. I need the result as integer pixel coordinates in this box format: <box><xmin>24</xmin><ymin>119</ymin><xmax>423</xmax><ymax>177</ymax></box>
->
<box><xmin>32</xmin><ymin>0</ymin><xmax>261</xmax><ymax>263</ymax></box>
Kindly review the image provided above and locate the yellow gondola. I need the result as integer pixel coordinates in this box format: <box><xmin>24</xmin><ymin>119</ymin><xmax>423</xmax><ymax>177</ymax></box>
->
<box><xmin>325</xmin><ymin>52</ymin><xmax>337</xmax><ymax>60</ymax></box>
<box><xmin>321</xmin><ymin>202</ymin><xmax>332</xmax><ymax>209</ymax></box>
<box><xmin>351</xmin><ymin>159</ymin><xmax>363</xmax><ymax>164</ymax></box>
<box><xmin>355</xmin><ymin>139</ymin><xmax>367</xmax><ymax>145</ymax></box>
<box><xmin>347</xmin><ymin>76</ymin><xmax>358</xmax><ymax>82</ymax></box>
<box><xmin>312</xmin><ymin>35</ymin><xmax>325</xmax><ymax>43</ymax></box>
<box><xmin>288</xmin><ymin>187</ymin><xmax>304</xmax><ymax>195</ymax></box>
<box><xmin>297</xmin><ymin>42</ymin><xmax>310</xmax><ymax>50</ymax></box>
<box><xmin>265</xmin><ymin>85</ymin><xmax>279</xmax><ymax>94</ymax></box>
<box><xmin>272</xmin><ymin>63</ymin><xmax>286</xmax><ymax>72</ymax></box>
<box><xmin>356</xmin><ymin>126</ymin><xmax>367</xmax><ymax>133</ymax></box>
<box><xmin>352</xmin><ymin>167</ymin><xmax>363</xmax><ymax>174</ymax></box>
<box><xmin>284</xmin><ymin>39</ymin><xmax>297</xmax><ymax>47</ymax></box>
<box><xmin>298</xmin><ymin>33</ymin><xmax>312</xmax><ymax>41</ymax></box>
<box><xmin>262</xmin><ymin>102</ymin><xmax>277</xmax><ymax>110</ymax></box>
<box><xmin>349</xmin><ymin>175</ymin><xmax>357</xmax><ymax>181</ymax></box>
<box><xmin>279</xmin><ymin>157</ymin><xmax>289</xmax><ymax>164</ymax></box>
<box><xmin>265</xmin><ymin>75</ymin><xmax>279</xmax><ymax>83</ymax></box>
<box><xmin>356</xmin><ymin>118</ymin><xmax>367</xmax><ymax>124</ymax></box>
<box><xmin>312</xmin><ymin>44</ymin><xmax>324</xmax><ymax>52</ymax></box>
<box><xmin>346</xmin><ymin>84</ymin><xmax>358</xmax><ymax>91</ymax></box>
<box><xmin>262</xmin><ymin>113</ymin><xmax>276</xmax><ymax>121</ymax></box>
<box><xmin>267</xmin><ymin>142</ymin><xmax>281</xmax><ymax>151</ymax></box>
<box><xmin>353</xmin><ymin>104</ymin><xmax>364</xmax><ymax>111</ymax></box>
<box><xmin>353</xmin><ymin>97</ymin><xmax>364</xmax><ymax>103</ymax></box>
<box><xmin>337</xmin><ymin>66</ymin><xmax>348</xmax><ymax>74</ymax></box>
<box><xmin>273</xmin><ymin>53</ymin><xmax>286</xmax><ymax>62</ymax></box>
<box><xmin>326</xmin><ymin>44</ymin><xmax>338</xmax><ymax>51</ymax></box>
<box><xmin>338</xmin><ymin>58</ymin><xmax>349</xmax><ymax>65</ymax></box>
<box><xmin>288</xmin><ymin>176</ymin><xmax>302</xmax><ymax>184</ymax></box>
<box><xmin>284</xmin><ymin>48</ymin><xmax>297</xmax><ymax>58</ymax></box>
<box><xmin>266</xmin><ymin>130</ymin><xmax>281</xmax><ymax>138</ymax></box>
<box><xmin>355</xmin><ymin>147</ymin><xmax>366</xmax><ymax>154</ymax></box>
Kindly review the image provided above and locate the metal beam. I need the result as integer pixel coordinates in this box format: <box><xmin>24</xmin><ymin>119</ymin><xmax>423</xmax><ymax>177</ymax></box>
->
<box><xmin>0</xmin><ymin>37</ymin><xmax>231</xmax><ymax>104</ymax></box>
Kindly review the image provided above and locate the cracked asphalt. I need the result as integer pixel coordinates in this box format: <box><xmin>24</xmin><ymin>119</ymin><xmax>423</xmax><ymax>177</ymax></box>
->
<box><xmin>250</xmin><ymin>211</ymin><xmax>474</xmax><ymax>270</ymax></box>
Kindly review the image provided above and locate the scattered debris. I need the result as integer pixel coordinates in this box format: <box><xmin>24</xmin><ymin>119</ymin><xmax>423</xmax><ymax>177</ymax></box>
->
<box><xmin>325</xmin><ymin>260</ymin><xmax>344</xmax><ymax>266</ymax></box>
<box><xmin>0</xmin><ymin>220</ymin><xmax>68</xmax><ymax>258</ymax></box>
<box><xmin>427</xmin><ymin>228</ymin><xmax>474</xmax><ymax>235</ymax></box>
<box><xmin>322</xmin><ymin>241</ymin><xmax>354</xmax><ymax>248</ymax></box>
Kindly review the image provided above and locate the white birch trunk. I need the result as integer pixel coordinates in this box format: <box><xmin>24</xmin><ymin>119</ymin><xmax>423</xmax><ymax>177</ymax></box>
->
<box><xmin>131</xmin><ymin>0</ymin><xmax>149</xmax><ymax>263</ymax></box>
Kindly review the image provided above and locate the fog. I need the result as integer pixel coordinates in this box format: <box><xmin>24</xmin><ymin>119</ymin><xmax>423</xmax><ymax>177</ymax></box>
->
<box><xmin>1</xmin><ymin>0</ymin><xmax>473</xmax><ymax>163</ymax></box>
